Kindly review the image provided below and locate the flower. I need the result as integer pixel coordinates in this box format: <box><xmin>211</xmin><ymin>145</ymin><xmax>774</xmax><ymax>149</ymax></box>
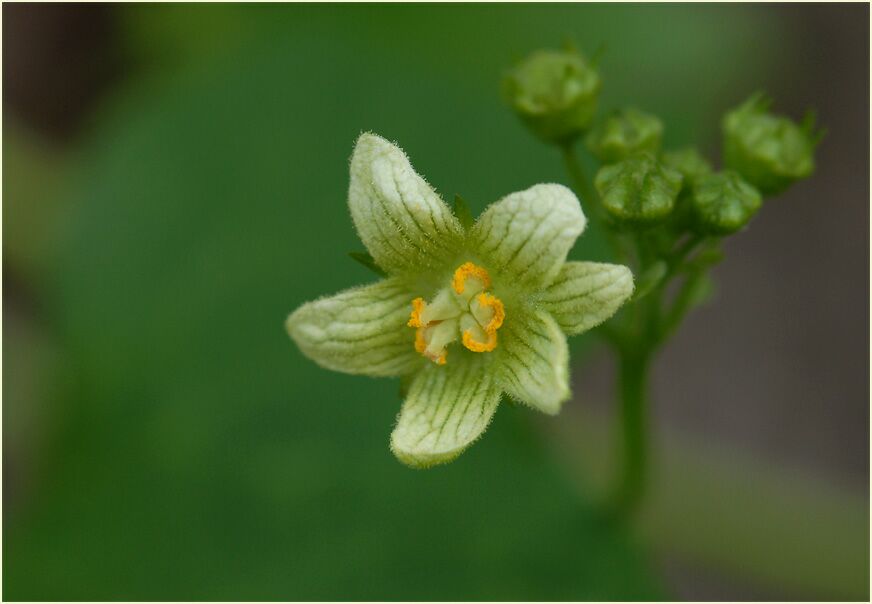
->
<box><xmin>286</xmin><ymin>133</ymin><xmax>634</xmax><ymax>468</ymax></box>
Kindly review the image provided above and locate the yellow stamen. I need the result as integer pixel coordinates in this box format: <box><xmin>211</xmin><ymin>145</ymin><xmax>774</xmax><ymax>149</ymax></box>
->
<box><xmin>421</xmin><ymin>338</ymin><xmax>447</xmax><ymax>364</ymax></box>
<box><xmin>409</xmin><ymin>263</ymin><xmax>505</xmax><ymax>364</ymax></box>
<box><xmin>462</xmin><ymin>329</ymin><xmax>497</xmax><ymax>353</ymax></box>
<box><xmin>414</xmin><ymin>327</ymin><xmax>427</xmax><ymax>353</ymax></box>
<box><xmin>407</xmin><ymin>297</ymin><xmax>426</xmax><ymax>327</ymax></box>
<box><xmin>475</xmin><ymin>293</ymin><xmax>505</xmax><ymax>333</ymax></box>
<box><xmin>452</xmin><ymin>262</ymin><xmax>491</xmax><ymax>294</ymax></box>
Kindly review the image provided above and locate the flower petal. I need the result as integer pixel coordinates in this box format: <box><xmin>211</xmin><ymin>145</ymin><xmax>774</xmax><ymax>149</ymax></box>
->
<box><xmin>498</xmin><ymin>307</ymin><xmax>570</xmax><ymax>415</ymax></box>
<box><xmin>286</xmin><ymin>277</ymin><xmax>421</xmax><ymax>377</ymax></box>
<box><xmin>390</xmin><ymin>356</ymin><xmax>501</xmax><ymax>468</ymax></box>
<box><xmin>470</xmin><ymin>183</ymin><xmax>586</xmax><ymax>288</ymax></box>
<box><xmin>349</xmin><ymin>133</ymin><xmax>463</xmax><ymax>275</ymax></box>
<box><xmin>539</xmin><ymin>261</ymin><xmax>634</xmax><ymax>335</ymax></box>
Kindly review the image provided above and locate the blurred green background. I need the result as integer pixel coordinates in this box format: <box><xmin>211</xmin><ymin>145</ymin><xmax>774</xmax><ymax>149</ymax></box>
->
<box><xmin>3</xmin><ymin>4</ymin><xmax>869</xmax><ymax>600</ymax></box>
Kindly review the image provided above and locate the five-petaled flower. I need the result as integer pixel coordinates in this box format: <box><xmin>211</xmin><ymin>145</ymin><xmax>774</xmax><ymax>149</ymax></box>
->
<box><xmin>286</xmin><ymin>133</ymin><xmax>634</xmax><ymax>468</ymax></box>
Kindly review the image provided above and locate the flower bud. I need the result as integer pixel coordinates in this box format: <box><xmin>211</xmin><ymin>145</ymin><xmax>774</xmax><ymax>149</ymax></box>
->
<box><xmin>502</xmin><ymin>48</ymin><xmax>601</xmax><ymax>145</ymax></box>
<box><xmin>662</xmin><ymin>147</ymin><xmax>713</xmax><ymax>184</ymax></box>
<box><xmin>594</xmin><ymin>152</ymin><xmax>682</xmax><ymax>225</ymax></box>
<box><xmin>661</xmin><ymin>147</ymin><xmax>714</xmax><ymax>229</ymax></box>
<box><xmin>690</xmin><ymin>171</ymin><xmax>762</xmax><ymax>235</ymax></box>
<box><xmin>722</xmin><ymin>93</ymin><xmax>820</xmax><ymax>196</ymax></box>
<box><xmin>585</xmin><ymin>107</ymin><xmax>663</xmax><ymax>163</ymax></box>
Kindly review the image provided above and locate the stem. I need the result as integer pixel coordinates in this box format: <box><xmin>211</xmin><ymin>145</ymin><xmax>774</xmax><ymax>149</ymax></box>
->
<box><xmin>656</xmin><ymin>238</ymin><xmax>722</xmax><ymax>343</ymax></box>
<box><xmin>556</xmin><ymin>141</ymin><xmax>652</xmax><ymax>518</ymax></box>
<box><xmin>611</xmin><ymin>348</ymin><xmax>651</xmax><ymax>516</ymax></box>
<box><xmin>559</xmin><ymin>143</ymin><xmax>596</xmax><ymax>207</ymax></box>
<box><xmin>666</xmin><ymin>234</ymin><xmax>703</xmax><ymax>277</ymax></box>
<box><xmin>659</xmin><ymin>268</ymin><xmax>705</xmax><ymax>341</ymax></box>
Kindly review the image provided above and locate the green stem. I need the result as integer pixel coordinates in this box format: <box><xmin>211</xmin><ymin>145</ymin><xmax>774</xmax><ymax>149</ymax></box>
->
<box><xmin>659</xmin><ymin>268</ymin><xmax>705</xmax><ymax>341</ymax></box>
<box><xmin>656</xmin><ymin>238</ymin><xmax>722</xmax><ymax>342</ymax></box>
<box><xmin>611</xmin><ymin>348</ymin><xmax>651</xmax><ymax>516</ymax></box>
<box><xmin>559</xmin><ymin>143</ymin><xmax>596</xmax><ymax>207</ymax></box>
<box><xmin>666</xmin><ymin>234</ymin><xmax>704</xmax><ymax>276</ymax></box>
<box><xmin>556</xmin><ymin>148</ymin><xmax>711</xmax><ymax>520</ymax></box>
<box><xmin>646</xmin><ymin>235</ymin><xmax>712</xmax><ymax>344</ymax></box>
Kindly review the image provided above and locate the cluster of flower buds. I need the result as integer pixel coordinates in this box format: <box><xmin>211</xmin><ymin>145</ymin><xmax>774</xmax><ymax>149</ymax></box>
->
<box><xmin>593</xmin><ymin>141</ymin><xmax>766</xmax><ymax>236</ymax></box>
<box><xmin>722</xmin><ymin>92</ymin><xmax>821</xmax><ymax>196</ymax></box>
<box><xmin>505</xmin><ymin>47</ymin><xmax>820</xmax><ymax>238</ymax></box>
<box><xmin>502</xmin><ymin>47</ymin><xmax>601</xmax><ymax>144</ymax></box>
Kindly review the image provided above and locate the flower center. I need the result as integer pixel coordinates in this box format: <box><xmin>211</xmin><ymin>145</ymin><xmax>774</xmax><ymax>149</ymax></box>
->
<box><xmin>407</xmin><ymin>262</ymin><xmax>505</xmax><ymax>365</ymax></box>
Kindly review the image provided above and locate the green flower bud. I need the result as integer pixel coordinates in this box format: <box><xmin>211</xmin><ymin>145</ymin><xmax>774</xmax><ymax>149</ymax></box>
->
<box><xmin>662</xmin><ymin>147</ymin><xmax>715</xmax><ymax>229</ymax></box>
<box><xmin>690</xmin><ymin>171</ymin><xmax>762</xmax><ymax>235</ymax></box>
<box><xmin>594</xmin><ymin>152</ymin><xmax>682</xmax><ymax>225</ymax></box>
<box><xmin>662</xmin><ymin>147</ymin><xmax>713</xmax><ymax>184</ymax></box>
<box><xmin>722</xmin><ymin>93</ymin><xmax>821</xmax><ymax>196</ymax></box>
<box><xmin>585</xmin><ymin>107</ymin><xmax>664</xmax><ymax>163</ymax></box>
<box><xmin>502</xmin><ymin>48</ymin><xmax>601</xmax><ymax>145</ymax></box>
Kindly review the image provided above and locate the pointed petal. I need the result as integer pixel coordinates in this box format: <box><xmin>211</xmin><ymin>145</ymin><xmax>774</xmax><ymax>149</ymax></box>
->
<box><xmin>286</xmin><ymin>277</ymin><xmax>421</xmax><ymax>377</ymax></box>
<box><xmin>539</xmin><ymin>261</ymin><xmax>634</xmax><ymax>335</ymax></box>
<box><xmin>390</xmin><ymin>356</ymin><xmax>501</xmax><ymax>468</ymax></box>
<box><xmin>348</xmin><ymin>133</ymin><xmax>463</xmax><ymax>275</ymax></box>
<box><xmin>470</xmin><ymin>184</ymin><xmax>586</xmax><ymax>288</ymax></box>
<box><xmin>498</xmin><ymin>308</ymin><xmax>570</xmax><ymax>415</ymax></box>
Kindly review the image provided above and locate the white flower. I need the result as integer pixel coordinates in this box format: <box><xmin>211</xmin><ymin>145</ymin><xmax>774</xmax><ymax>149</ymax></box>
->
<box><xmin>286</xmin><ymin>133</ymin><xmax>634</xmax><ymax>468</ymax></box>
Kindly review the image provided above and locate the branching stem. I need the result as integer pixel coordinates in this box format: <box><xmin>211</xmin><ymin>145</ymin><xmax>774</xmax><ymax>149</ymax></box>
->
<box><xmin>557</xmin><ymin>141</ymin><xmax>717</xmax><ymax>519</ymax></box>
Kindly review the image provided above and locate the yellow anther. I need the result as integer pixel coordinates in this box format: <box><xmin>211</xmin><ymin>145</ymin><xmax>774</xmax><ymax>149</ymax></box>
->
<box><xmin>409</xmin><ymin>263</ymin><xmax>504</xmax><ymax>364</ymax></box>
<box><xmin>407</xmin><ymin>297</ymin><xmax>426</xmax><ymax>327</ymax></box>
<box><xmin>475</xmin><ymin>293</ymin><xmax>505</xmax><ymax>333</ymax></box>
<box><xmin>452</xmin><ymin>262</ymin><xmax>491</xmax><ymax>294</ymax></box>
<box><xmin>462</xmin><ymin>328</ymin><xmax>498</xmax><ymax>353</ymax></box>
